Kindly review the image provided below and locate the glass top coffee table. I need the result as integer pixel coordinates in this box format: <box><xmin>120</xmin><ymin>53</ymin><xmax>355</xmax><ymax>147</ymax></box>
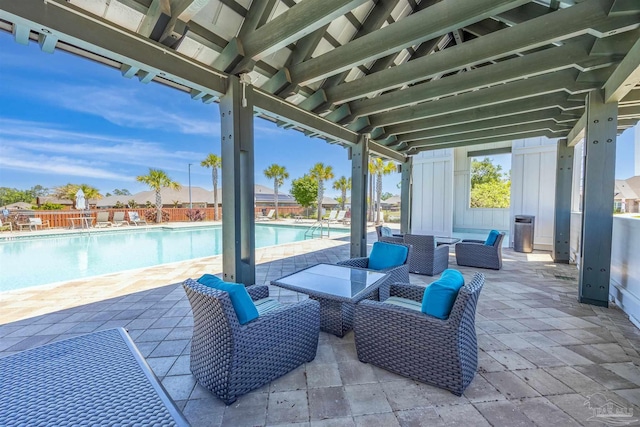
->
<box><xmin>272</xmin><ymin>264</ymin><xmax>387</xmax><ymax>337</ymax></box>
<box><xmin>435</xmin><ymin>236</ymin><xmax>461</xmax><ymax>246</ymax></box>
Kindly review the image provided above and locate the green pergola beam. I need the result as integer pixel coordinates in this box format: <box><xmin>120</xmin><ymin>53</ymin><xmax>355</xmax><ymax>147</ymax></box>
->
<box><xmin>324</xmin><ymin>0</ymin><xmax>637</xmax><ymax>104</ymax></box>
<box><xmin>368</xmin><ymin>140</ymin><xmax>406</xmax><ymax>163</ymax></box>
<box><xmin>319</xmin><ymin>0</ymin><xmax>401</xmax><ymax>90</ymax></box>
<box><xmin>604</xmin><ymin>34</ymin><xmax>640</xmax><ymax>102</ymax></box>
<box><xmin>242</xmin><ymin>0</ymin><xmax>370</xmax><ymax>61</ymax></box>
<box><xmin>0</xmin><ymin>0</ymin><xmax>227</xmax><ymax>95</ymax></box>
<box><xmin>404</xmin><ymin>121</ymin><xmax>571</xmax><ymax>148</ymax></box>
<box><xmin>348</xmin><ymin>40</ymin><xmax>611</xmax><ymax>118</ymax></box>
<box><xmin>395</xmin><ymin>110</ymin><xmax>577</xmax><ymax>143</ymax></box>
<box><xmin>290</xmin><ymin>0</ymin><xmax>530</xmax><ymax>86</ymax></box>
<box><xmin>370</xmin><ymin>70</ymin><xmax>596</xmax><ymax>128</ymax></box>
<box><xmin>253</xmin><ymin>89</ymin><xmax>358</xmax><ymax>145</ymax></box>
<box><xmin>405</xmin><ymin>130</ymin><xmax>562</xmax><ymax>153</ymax></box>
<box><xmin>379</xmin><ymin>94</ymin><xmax>583</xmax><ymax>138</ymax></box>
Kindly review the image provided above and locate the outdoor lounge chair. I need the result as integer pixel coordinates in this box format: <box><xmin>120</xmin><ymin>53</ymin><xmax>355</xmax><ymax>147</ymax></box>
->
<box><xmin>331</xmin><ymin>210</ymin><xmax>346</xmax><ymax>224</ymax></box>
<box><xmin>128</xmin><ymin>211</ymin><xmax>148</xmax><ymax>226</ymax></box>
<box><xmin>94</xmin><ymin>211</ymin><xmax>112</xmax><ymax>228</ymax></box>
<box><xmin>112</xmin><ymin>212</ymin><xmax>128</xmax><ymax>226</ymax></box>
<box><xmin>0</xmin><ymin>219</ymin><xmax>12</xmax><ymax>232</ymax></box>
<box><xmin>337</xmin><ymin>241</ymin><xmax>412</xmax><ymax>300</ymax></box>
<box><xmin>182</xmin><ymin>278</ymin><xmax>320</xmax><ymax>405</ymax></box>
<box><xmin>354</xmin><ymin>272</ymin><xmax>485</xmax><ymax>396</ymax></box>
<box><xmin>256</xmin><ymin>209</ymin><xmax>275</xmax><ymax>221</ymax></box>
<box><xmin>19</xmin><ymin>217</ymin><xmax>50</xmax><ymax>231</ymax></box>
<box><xmin>455</xmin><ymin>231</ymin><xmax>505</xmax><ymax>270</ymax></box>
<box><xmin>325</xmin><ymin>210</ymin><xmax>338</xmax><ymax>222</ymax></box>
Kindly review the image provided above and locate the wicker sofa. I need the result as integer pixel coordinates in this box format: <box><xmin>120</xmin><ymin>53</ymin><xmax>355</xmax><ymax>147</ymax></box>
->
<box><xmin>353</xmin><ymin>273</ymin><xmax>485</xmax><ymax>396</ymax></box>
<box><xmin>455</xmin><ymin>232</ymin><xmax>505</xmax><ymax>270</ymax></box>
<box><xmin>182</xmin><ymin>279</ymin><xmax>320</xmax><ymax>404</ymax></box>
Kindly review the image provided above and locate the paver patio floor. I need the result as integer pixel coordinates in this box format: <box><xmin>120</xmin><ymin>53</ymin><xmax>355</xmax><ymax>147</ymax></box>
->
<box><xmin>1</xmin><ymin>231</ymin><xmax>640</xmax><ymax>426</ymax></box>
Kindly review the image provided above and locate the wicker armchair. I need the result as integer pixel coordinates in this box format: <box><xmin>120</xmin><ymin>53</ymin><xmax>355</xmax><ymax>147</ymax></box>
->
<box><xmin>182</xmin><ymin>279</ymin><xmax>320</xmax><ymax>405</ymax></box>
<box><xmin>403</xmin><ymin>234</ymin><xmax>449</xmax><ymax>276</ymax></box>
<box><xmin>337</xmin><ymin>242</ymin><xmax>412</xmax><ymax>300</ymax></box>
<box><xmin>354</xmin><ymin>273</ymin><xmax>485</xmax><ymax>396</ymax></box>
<box><xmin>455</xmin><ymin>232</ymin><xmax>505</xmax><ymax>270</ymax></box>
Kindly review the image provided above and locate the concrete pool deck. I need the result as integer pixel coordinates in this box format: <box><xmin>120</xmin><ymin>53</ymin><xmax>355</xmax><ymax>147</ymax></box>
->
<box><xmin>1</xmin><ymin>230</ymin><xmax>640</xmax><ymax>426</ymax></box>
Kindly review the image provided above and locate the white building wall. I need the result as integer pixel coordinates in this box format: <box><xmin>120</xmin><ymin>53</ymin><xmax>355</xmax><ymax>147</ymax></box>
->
<box><xmin>410</xmin><ymin>137</ymin><xmax>560</xmax><ymax>250</ymax></box>
<box><xmin>510</xmin><ymin>137</ymin><xmax>558</xmax><ymax>251</ymax></box>
<box><xmin>411</xmin><ymin>149</ymin><xmax>454</xmax><ymax>236</ymax></box>
<box><xmin>453</xmin><ymin>142</ymin><xmax>511</xmax><ymax>233</ymax></box>
<box><xmin>570</xmin><ymin>140</ymin><xmax>585</xmax><ymax>264</ymax></box>
<box><xmin>610</xmin><ymin>216</ymin><xmax>640</xmax><ymax>329</ymax></box>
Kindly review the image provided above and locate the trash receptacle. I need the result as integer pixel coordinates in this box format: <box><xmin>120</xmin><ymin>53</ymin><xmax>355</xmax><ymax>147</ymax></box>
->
<box><xmin>514</xmin><ymin>215</ymin><xmax>535</xmax><ymax>253</ymax></box>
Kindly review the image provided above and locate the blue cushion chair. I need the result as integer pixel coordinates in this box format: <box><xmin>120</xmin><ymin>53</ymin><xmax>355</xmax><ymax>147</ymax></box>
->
<box><xmin>375</xmin><ymin>225</ymin><xmax>403</xmax><ymax>243</ymax></box>
<box><xmin>354</xmin><ymin>272</ymin><xmax>485</xmax><ymax>396</ymax></box>
<box><xmin>455</xmin><ymin>231</ymin><xmax>505</xmax><ymax>270</ymax></box>
<box><xmin>337</xmin><ymin>241</ymin><xmax>412</xmax><ymax>300</ymax></box>
<box><xmin>182</xmin><ymin>278</ymin><xmax>320</xmax><ymax>405</ymax></box>
<box><xmin>403</xmin><ymin>234</ymin><xmax>450</xmax><ymax>276</ymax></box>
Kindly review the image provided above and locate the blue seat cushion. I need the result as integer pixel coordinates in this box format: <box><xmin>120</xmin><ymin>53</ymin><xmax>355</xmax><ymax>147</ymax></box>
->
<box><xmin>421</xmin><ymin>269</ymin><xmax>464</xmax><ymax>319</ymax></box>
<box><xmin>484</xmin><ymin>230</ymin><xmax>500</xmax><ymax>246</ymax></box>
<box><xmin>381</xmin><ymin>227</ymin><xmax>393</xmax><ymax>237</ymax></box>
<box><xmin>197</xmin><ymin>274</ymin><xmax>259</xmax><ymax>325</ymax></box>
<box><xmin>368</xmin><ymin>242</ymin><xmax>408</xmax><ymax>270</ymax></box>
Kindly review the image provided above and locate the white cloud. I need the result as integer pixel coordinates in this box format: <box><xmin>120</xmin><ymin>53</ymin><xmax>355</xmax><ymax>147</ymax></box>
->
<box><xmin>0</xmin><ymin>119</ymin><xmax>212</xmax><ymax>178</ymax></box>
<box><xmin>0</xmin><ymin>151</ymin><xmax>132</xmax><ymax>181</ymax></box>
<box><xmin>24</xmin><ymin>83</ymin><xmax>221</xmax><ymax>135</ymax></box>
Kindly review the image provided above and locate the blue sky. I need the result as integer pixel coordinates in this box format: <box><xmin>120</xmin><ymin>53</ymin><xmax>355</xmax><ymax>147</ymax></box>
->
<box><xmin>0</xmin><ymin>32</ymin><xmax>636</xmax><ymax>199</ymax></box>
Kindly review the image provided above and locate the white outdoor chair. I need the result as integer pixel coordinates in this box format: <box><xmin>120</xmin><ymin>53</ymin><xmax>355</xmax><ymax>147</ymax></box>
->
<box><xmin>128</xmin><ymin>211</ymin><xmax>148</xmax><ymax>226</ymax></box>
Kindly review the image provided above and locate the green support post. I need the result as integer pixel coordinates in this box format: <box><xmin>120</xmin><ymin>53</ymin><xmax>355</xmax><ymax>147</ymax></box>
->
<box><xmin>220</xmin><ymin>75</ymin><xmax>256</xmax><ymax>285</ymax></box>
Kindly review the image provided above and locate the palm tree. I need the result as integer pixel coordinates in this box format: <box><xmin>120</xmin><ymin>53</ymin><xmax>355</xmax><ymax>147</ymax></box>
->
<box><xmin>332</xmin><ymin>176</ymin><xmax>351</xmax><ymax>211</ymax></box>
<box><xmin>369</xmin><ymin>158</ymin><xmax>396</xmax><ymax>224</ymax></box>
<box><xmin>263</xmin><ymin>164</ymin><xmax>289</xmax><ymax>220</ymax></box>
<box><xmin>368</xmin><ymin>170</ymin><xmax>374</xmax><ymax>222</ymax></box>
<box><xmin>201</xmin><ymin>154</ymin><xmax>222</xmax><ymax>221</ymax></box>
<box><xmin>309</xmin><ymin>162</ymin><xmax>334</xmax><ymax>221</ymax></box>
<box><xmin>53</xmin><ymin>183</ymin><xmax>102</xmax><ymax>209</ymax></box>
<box><xmin>136</xmin><ymin>168</ymin><xmax>181</xmax><ymax>223</ymax></box>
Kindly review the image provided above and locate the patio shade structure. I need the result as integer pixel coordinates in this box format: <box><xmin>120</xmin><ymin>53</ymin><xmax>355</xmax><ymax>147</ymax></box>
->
<box><xmin>1</xmin><ymin>0</ymin><xmax>639</xmax><ymax>305</ymax></box>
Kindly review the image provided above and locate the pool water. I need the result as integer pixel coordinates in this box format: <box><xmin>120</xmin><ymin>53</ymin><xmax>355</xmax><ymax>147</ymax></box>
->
<box><xmin>0</xmin><ymin>224</ymin><xmax>347</xmax><ymax>292</ymax></box>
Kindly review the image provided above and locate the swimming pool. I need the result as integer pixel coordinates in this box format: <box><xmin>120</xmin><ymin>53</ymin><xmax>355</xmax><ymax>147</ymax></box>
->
<box><xmin>0</xmin><ymin>224</ymin><xmax>348</xmax><ymax>292</ymax></box>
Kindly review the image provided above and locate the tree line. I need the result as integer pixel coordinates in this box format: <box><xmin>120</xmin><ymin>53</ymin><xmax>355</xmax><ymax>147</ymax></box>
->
<box><xmin>2</xmin><ymin>154</ymin><xmax>398</xmax><ymax>224</ymax></box>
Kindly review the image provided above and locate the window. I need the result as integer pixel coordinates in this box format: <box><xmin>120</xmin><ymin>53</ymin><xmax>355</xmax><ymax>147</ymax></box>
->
<box><xmin>469</xmin><ymin>153</ymin><xmax>511</xmax><ymax>209</ymax></box>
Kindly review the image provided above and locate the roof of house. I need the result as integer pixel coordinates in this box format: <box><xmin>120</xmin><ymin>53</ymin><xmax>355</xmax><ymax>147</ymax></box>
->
<box><xmin>614</xmin><ymin>180</ymin><xmax>638</xmax><ymax>200</ymax></box>
<box><xmin>96</xmin><ymin>186</ymin><xmax>298</xmax><ymax>207</ymax></box>
<box><xmin>625</xmin><ymin>176</ymin><xmax>640</xmax><ymax>198</ymax></box>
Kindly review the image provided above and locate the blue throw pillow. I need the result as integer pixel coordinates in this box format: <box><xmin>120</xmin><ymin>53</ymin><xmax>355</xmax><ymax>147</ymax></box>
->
<box><xmin>368</xmin><ymin>242</ymin><xmax>408</xmax><ymax>270</ymax></box>
<box><xmin>421</xmin><ymin>269</ymin><xmax>464</xmax><ymax>319</ymax></box>
<box><xmin>381</xmin><ymin>227</ymin><xmax>393</xmax><ymax>237</ymax></box>
<box><xmin>484</xmin><ymin>230</ymin><xmax>500</xmax><ymax>246</ymax></box>
<box><xmin>197</xmin><ymin>274</ymin><xmax>259</xmax><ymax>325</ymax></box>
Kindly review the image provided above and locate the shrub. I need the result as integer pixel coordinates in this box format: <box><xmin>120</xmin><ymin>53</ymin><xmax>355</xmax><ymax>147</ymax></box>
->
<box><xmin>186</xmin><ymin>209</ymin><xmax>207</xmax><ymax>221</ymax></box>
<box><xmin>33</xmin><ymin>202</ymin><xmax>65</xmax><ymax>210</ymax></box>
<box><xmin>143</xmin><ymin>208</ymin><xmax>169</xmax><ymax>223</ymax></box>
